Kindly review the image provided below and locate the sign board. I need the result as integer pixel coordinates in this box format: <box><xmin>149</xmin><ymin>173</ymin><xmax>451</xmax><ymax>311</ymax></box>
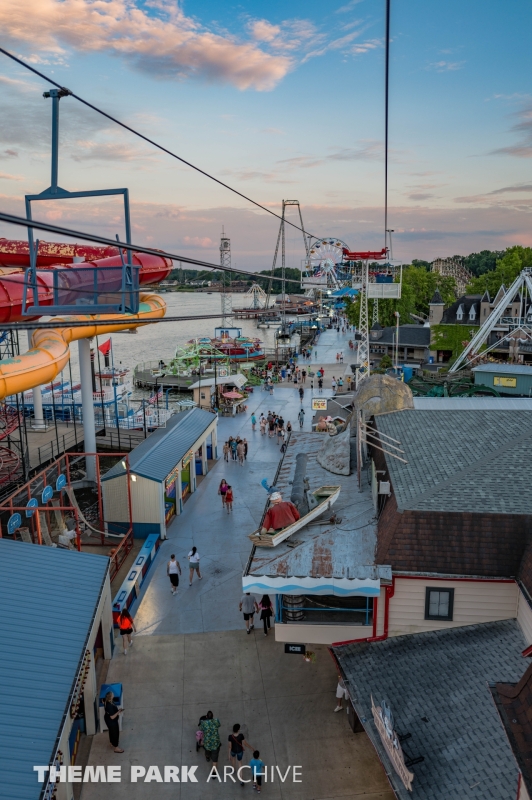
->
<box><xmin>7</xmin><ymin>513</ymin><xmax>22</xmax><ymax>535</ymax></box>
<box><xmin>312</xmin><ymin>398</ymin><xmax>328</xmax><ymax>411</ymax></box>
<box><xmin>218</xmin><ymin>368</ymin><xmax>228</xmax><ymax>378</ymax></box>
<box><xmin>56</xmin><ymin>474</ymin><xmax>66</xmax><ymax>491</ymax></box>
<box><xmin>494</xmin><ymin>376</ymin><xmax>517</xmax><ymax>388</ymax></box>
<box><xmin>26</xmin><ymin>498</ymin><xmax>38</xmax><ymax>518</ymax></box>
<box><xmin>371</xmin><ymin>695</ymin><xmax>414</xmax><ymax>791</ymax></box>
<box><xmin>42</xmin><ymin>485</ymin><xmax>53</xmax><ymax>503</ymax></box>
<box><xmin>165</xmin><ymin>465</ymin><xmax>180</xmax><ymax>487</ymax></box>
<box><xmin>284</xmin><ymin>643</ymin><xmax>306</xmax><ymax>655</ymax></box>
<box><xmin>182</xmin><ymin>450</ymin><xmax>194</xmax><ymax>468</ymax></box>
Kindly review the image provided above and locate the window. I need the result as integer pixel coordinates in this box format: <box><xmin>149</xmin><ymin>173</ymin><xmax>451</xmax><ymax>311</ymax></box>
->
<box><xmin>456</xmin><ymin>304</ymin><xmax>464</xmax><ymax>321</ymax></box>
<box><xmin>425</xmin><ymin>587</ymin><xmax>454</xmax><ymax>621</ymax></box>
<box><xmin>469</xmin><ymin>304</ymin><xmax>476</xmax><ymax>320</ymax></box>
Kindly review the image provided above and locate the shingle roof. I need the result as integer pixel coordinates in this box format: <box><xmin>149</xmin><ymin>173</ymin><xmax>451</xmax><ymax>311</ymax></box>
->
<box><xmin>333</xmin><ymin>620</ymin><xmax>526</xmax><ymax>800</ymax></box>
<box><xmin>441</xmin><ymin>294</ymin><xmax>482</xmax><ymax>324</ymax></box>
<box><xmin>490</xmin><ymin>662</ymin><xmax>532</xmax><ymax>796</ymax></box>
<box><xmin>102</xmin><ymin>407</ymin><xmax>216</xmax><ymax>482</ymax></box>
<box><xmin>0</xmin><ymin>539</ymin><xmax>108</xmax><ymax>800</ymax></box>
<box><xmin>375</xmin><ymin>325</ymin><xmax>430</xmax><ymax>347</ymax></box>
<box><xmin>374</xmin><ymin>409</ymin><xmax>532</xmax><ymax>513</ymax></box>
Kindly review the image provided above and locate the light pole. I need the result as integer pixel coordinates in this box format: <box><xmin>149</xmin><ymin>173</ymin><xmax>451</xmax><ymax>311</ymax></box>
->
<box><xmin>386</xmin><ymin>229</ymin><xmax>395</xmax><ymax>261</ymax></box>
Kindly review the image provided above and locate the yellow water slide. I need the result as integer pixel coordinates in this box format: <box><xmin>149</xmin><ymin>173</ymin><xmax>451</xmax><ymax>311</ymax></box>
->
<box><xmin>0</xmin><ymin>292</ymin><xmax>166</xmax><ymax>401</ymax></box>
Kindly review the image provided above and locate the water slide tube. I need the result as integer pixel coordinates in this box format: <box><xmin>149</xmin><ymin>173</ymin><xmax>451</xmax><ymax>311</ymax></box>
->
<box><xmin>0</xmin><ymin>239</ymin><xmax>171</xmax><ymax>399</ymax></box>
<box><xmin>0</xmin><ymin>292</ymin><xmax>166</xmax><ymax>400</ymax></box>
<box><xmin>0</xmin><ymin>239</ymin><xmax>172</xmax><ymax>322</ymax></box>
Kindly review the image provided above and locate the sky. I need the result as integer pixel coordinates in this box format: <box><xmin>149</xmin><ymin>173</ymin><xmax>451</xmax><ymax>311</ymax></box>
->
<box><xmin>0</xmin><ymin>0</ymin><xmax>531</xmax><ymax>271</ymax></box>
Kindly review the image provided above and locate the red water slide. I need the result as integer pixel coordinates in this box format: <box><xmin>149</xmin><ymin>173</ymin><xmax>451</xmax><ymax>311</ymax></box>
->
<box><xmin>0</xmin><ymin>239</ymin><xmax>172</xmax><ymax>323</ymax></box>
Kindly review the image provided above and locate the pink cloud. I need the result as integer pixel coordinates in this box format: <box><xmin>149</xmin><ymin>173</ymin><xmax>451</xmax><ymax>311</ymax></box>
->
<box><xmin>0</xmin><ymin>0</ymin><xmax>292</xmax><ymax>91</ymax></box>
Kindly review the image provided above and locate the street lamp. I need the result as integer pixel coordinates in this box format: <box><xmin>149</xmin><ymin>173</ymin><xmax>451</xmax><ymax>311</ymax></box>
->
<box><xmin>386</xmin><ymin>229</ymin><xmax>395</xmax><ymax>261</ymax></box>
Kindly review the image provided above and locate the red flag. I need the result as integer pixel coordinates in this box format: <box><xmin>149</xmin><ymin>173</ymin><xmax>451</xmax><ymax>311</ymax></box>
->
<box><xmin>98</xmin><ymin>338</ymin><xmax>112</xmax><ymax>356</ymax></box>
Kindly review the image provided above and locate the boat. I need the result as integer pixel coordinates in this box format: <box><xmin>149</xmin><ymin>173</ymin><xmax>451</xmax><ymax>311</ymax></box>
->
<box><xmin>249</xmin><ymin>485</ymin><xmax>341</xmax><ymax>547</ymax></box>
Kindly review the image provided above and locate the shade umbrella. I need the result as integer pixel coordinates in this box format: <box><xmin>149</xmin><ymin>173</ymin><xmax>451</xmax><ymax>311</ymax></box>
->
<box><xmin>222</xmin><ymin>391</ymin><xmax>243</xmax><ymax>399</ymax></box>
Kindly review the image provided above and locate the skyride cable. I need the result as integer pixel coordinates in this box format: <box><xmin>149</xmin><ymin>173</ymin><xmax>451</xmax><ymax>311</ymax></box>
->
<box><xmin>0</xmin><ymin>210</ymin><xmax>305</xmax><ymax>287</ymax></box>
<box><xmin>0</xmin><ymin>46</ymin><xmax>320</xmax><ymax>242</ymax></box>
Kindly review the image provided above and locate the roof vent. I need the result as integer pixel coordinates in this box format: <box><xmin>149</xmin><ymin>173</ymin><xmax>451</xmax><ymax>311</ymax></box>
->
<box><xmin>378</xmin><ymin>481</ymin><xmax>391</xmax><ymax>495</ymax></box>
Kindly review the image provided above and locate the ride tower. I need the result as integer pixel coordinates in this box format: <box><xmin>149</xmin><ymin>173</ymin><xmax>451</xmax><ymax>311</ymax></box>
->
<box><xmin>220</xmin><ymin>229</ymin><xmax>233</xmax><ymax>327</ymax></box>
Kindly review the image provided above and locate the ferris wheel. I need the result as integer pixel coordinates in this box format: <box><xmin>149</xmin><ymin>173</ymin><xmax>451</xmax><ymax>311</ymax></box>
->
<box><xmin>307</xmin><ymin>238</ymin><xmax>350</xmax><ymax>288</ymax></box>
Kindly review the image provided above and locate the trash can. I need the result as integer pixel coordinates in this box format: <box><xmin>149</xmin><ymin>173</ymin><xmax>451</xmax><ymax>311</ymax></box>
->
<box><xmin>99</xmin><ymin>683</ymin><xmax>123</xmax><ymax>732</ymax></box>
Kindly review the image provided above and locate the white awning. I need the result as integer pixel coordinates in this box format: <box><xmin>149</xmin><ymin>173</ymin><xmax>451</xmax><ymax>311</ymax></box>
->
<box><xmin>242</xmin><ymin>574</ymin><xmax>380</xmax><ymax>597</ymax></box>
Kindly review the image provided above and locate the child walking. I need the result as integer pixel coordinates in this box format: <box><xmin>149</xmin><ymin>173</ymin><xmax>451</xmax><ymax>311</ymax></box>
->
<box><xmin>250</xmin><ymin>751</ymin><xmax>265</xmax><ymax>794</ymax></box>
<box><xmin>225</xmin><ymin>485</ymin><xmax>234</xmax><ymax>513</ymax></box>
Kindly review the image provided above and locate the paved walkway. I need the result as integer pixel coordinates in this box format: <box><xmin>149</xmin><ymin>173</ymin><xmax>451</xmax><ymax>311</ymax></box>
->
<box><xmin>81</xmin><ymin>325</ymin><xmax>394</xmax><ymax>800</ymax></box>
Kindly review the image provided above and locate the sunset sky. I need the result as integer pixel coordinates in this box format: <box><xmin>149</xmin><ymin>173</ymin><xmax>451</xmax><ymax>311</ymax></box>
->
<box><xmin>0</xmin><ymin>0</ymin><xmax>531</xmax><ymax>270</ymax></box>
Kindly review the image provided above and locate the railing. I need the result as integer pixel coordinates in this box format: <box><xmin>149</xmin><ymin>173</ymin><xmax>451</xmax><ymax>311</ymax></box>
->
<box><xmin>109</xmin><ymin>529</ymin><xmax>134</xmax><ymax>581</ymax></box>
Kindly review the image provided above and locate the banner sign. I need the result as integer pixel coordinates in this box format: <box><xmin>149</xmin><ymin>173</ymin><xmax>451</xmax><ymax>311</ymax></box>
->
<box><xmin>371</xmin><ymin>695</ymin><xmax>414</xmax><ymax>791</ymax></box>
<box><xmin>312</xmin><ymin>398</ymin><xmax>328</xmax><ymax>411</ymax></box>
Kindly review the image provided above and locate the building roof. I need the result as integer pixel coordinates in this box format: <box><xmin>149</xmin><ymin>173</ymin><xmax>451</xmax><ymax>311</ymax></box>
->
<box><xmin>473</xmin><ymin>363</ymin><xmax>532</xmax><ymax>376</ymax></box>
<box><xmin>188</xmin><ymin>373</ymin><xmax>247</xmax><ymax>390</ymax></box>
<box><xmin>374</xmin><ymin>409</ymin><xmax>532</xmax><ymax>514</ymax></box>
<box><xmin>102</xmin><ymin>407</ymin><xmax>216</xmax><ymax>482</ymax></box>
<box><xmin>414</xmin><ymin>397</ymin><xmax>532</xmax><ymax>410</ymax></box>
<box><xmin>430</xmin><ymin>289</ymin><xmax>444</xmax><ymax>304</ymax></box>
<box><xmin>244</xmin><ymin>432</ymin><xmax>390</xmax><ymax>595</ymax></box>
<box><xmin>373</xmin><ymin>324</ymin><xmax>430</xmax><ymax>347</ymax></box>
<box><xmin>490</xmin><ymin>661</ymin><xmax>532</xmax><ymax>796</ymax></box>
<box><xmin>333</xmin><ymin>620</ymin><xmax>526</xmax><ymax>800</ymax></box>
<box><xmin>441</xmin><ymin>294</ymin><xmax>482</xmax><ymax>325</ymax></box>
<box><xmin>0</xmin><ymin>539</ymin><xmax>108</xmax><ymax>800</ymax></box>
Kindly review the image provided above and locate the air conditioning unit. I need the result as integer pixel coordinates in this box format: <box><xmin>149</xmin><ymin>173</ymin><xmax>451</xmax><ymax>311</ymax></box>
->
<box><xmin>378</xmin><ymin>481</ymin><xmax>391</xmax><ymax>495</ymax></box>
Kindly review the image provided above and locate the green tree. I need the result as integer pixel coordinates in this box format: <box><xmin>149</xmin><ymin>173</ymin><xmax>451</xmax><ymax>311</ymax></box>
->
<box><xmin>463</xmin><ymin>250</ymin><xmax>505</xmax><ymax>277</ymax></box>
<box><xmin>466</xmin><ymin>247</ymin><xmax>532</xmax><ymax>296</ymax></box>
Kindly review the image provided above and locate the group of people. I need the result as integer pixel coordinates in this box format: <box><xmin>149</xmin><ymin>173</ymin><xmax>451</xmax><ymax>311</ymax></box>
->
<box><xmin>218</xmin><ymin>478</ymin><xmax>234</xmax><ymax>512</ymax></box>
<box><xmin>335</xmin><ymin>352</ymin><xmax>344</xmax><ymax>363</ymax></box>
<box><xmin>223</xmin><ymin>436</ymin><xmax>248</xmax><ymax>465</ymax></box>
<box><xmin>259</xmin><ymin>411</ymin><xmax>291</xmax><ymax>445</ymax></box>
<box><xmin>239</xmin><ymin>592</ymin><xmax>274</xmax><ymax>636</ymax></box>
<box><xmin>197</xmin><ymin>714</ymin><xmax>265</xmax><ymax>791</ymax></box>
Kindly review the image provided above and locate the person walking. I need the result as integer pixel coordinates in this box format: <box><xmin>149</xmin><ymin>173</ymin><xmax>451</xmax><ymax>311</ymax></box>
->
<box><xmin>237</xmin><ymin>440</ymin><xmax>245</xmax><ymax>466</ymax></box>
<box><xmin>225</xmin><ymin>485</ymin><xmax>234</xmax><ymax>513</ymax></box>
<box><xmin>228</xmin><ymin>724</ymin><xmax>255</xmax><ymax>783</ymax></box>
<box><xmin>250</xmin><ymin>750</ymin><xmax>265</xmax><ymax>794</ymax></box>
<box><xmin>299</xmin><ymin>386</ymin><xmax>304</xmax><ymax>403</ymax></box>
<box><xmin>167</xmin><ymin>554</ymin><xmax>181</xmax><ymax>595</ymax></box>
<box><xmin>251</xmin><ymin>413</ymin><xmax>257</xmax><ymax>431</ymax></box>
<box><xmin>331</xmin><ymin>376</ymin><xmax>337</xmax><ymax>393</ymax></box>
<box><xmin>318</xmin><ymin>376</ymin><xmax>323</xmax><ymax>393</ymax></box>
<box><xmin>338</xmin><ymin>376</ymin><xmax>343</xmax><ymax>391</ymax></box>
<box><xmin>260</xmin><ymin>416</ymin><xmax>267</xmax><ymax>435</ymax></box>
<box><xmin>301</xmin><ymin>368</ymin><xmax>307</xmax><ymax>384</ymax></box>
<box><xmin>118</xmin><ymin>608</ymin><xmax>136</xmax><ymax>655</ymax></box>
<box><xmin>286</xmin><ymin>420</ymin><xmax>292</xmax><ymax>434</ymax></box>
<box><xmin>243</xmin><ymin>439</ymin><xmax>248</xmax><ymax>460</ymax></box>
<box><xmin>268</xmin><ymin>417</ymin><xmax>275</xmax><ymax>438</ymax></box>
<box><xmin>334</xmin><ymin>675</ymin><xmax>348</xmax><ymax>712</ymax></box>
<box><xmin>346</xmin><ymin>374</ymin><xmax>352</xmax><ymax>391</ymax></box>
<box><xmin>218</xmin><ymin>478</ymin><xmax>228</xmax><ymax>507</ymax></box>
<box><xmin>230</xmin><ymin>438</ymin><xmax>238</xmax><ymax>461</ymax></box>
<box><xmin>310</xmin><ymin>378</ymin><xmax>314</xmax><ymax>391</ymax></box>
<box><xmin>315</xmin><ymin>349</ymin><xmax>318</xmax><ymax>359</ymax></box>
<box><xmin>188</xmin><ymin>546</ymin><xmax>202</xmax><ymax>585</ymax></box>
<box><xmin>104</xmin><ymin>690</ymin><xmax>124</xmax><ymax>753</ymax></box>
<box><xmin>298</xmin><ymin>408</ymin><xmax>305</xmax><ymax>428</ymax></box>
<box><xmin>258</xmin><ymin>594</ymin><xmax>273</xmax><ymax>636</ymax></box>
<box><xmin>276</xmin><ymin>424</ymin><xmax>284</xmax><ymax>446</ymax></box>
<box><xmin>200</xmin><ymin>711</ymin><xmax>222</xmax><ymax>775</ymax></box>
<box><xmin>223</xmin><ymin>441</ymin><xmax>229</xmax><ymax>462</ymax></box>
<box><xmin>240</xmin><ymin>592</ymin><xmax>258</xmax><ymax>633</ymax></box>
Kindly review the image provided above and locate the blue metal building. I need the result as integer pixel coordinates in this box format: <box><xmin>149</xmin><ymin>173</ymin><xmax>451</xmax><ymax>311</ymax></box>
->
<box><xmin>0</xmin><ymin>538</ymin><xmax>113</xmax><ymax>800</ymax></box>
<box><xmin>102</xmin><ymin>408</ymin><xmax>218</xmax><ymax>538</ymax></box>
<box><xmin>473</xmin><ymin>363</ymin><xmax>532</xmax><ymax>396</ymax></box>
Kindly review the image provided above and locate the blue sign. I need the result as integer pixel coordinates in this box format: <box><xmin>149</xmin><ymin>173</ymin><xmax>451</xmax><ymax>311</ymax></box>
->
<box><xmin>7</xmin><ymin>513</ymin><xmax>21</xmax><ymax>535</ymax></box>
<box><xmin>26</xmin><ymin>498</ymin><xmax>38</xmax><ymax>518</ymax></box>
<box><xmin>41</xmin><ymin>486</ymin><xmax>53</xmax><ymax>504</ymax></box>
<box><xmin>56</xmin><ymin>474</ymin><xmax>66</xmax><ymax>491</ymax></box>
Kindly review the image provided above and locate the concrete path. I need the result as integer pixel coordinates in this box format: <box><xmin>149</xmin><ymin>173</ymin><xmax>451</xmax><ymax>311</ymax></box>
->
<box><xmin>82</xmin><ymin>633</ymin><xmax>394</xmax><ymax>800</ymax></box>
<box><xmin>81</xmin><ymin>324</ymin><xmax>395</xmax><ymax>800</ymax></box>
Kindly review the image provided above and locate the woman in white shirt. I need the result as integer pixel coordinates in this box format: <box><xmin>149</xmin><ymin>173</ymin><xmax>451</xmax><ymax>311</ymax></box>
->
<box><xmin>188</xmin><ymin>546</ymin><xmax>202</xmax><ymax>586</ymax></box>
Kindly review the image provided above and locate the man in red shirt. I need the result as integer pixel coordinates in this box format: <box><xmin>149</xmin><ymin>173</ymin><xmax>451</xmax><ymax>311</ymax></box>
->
<box><xmin>261</xmin><ymin>492</ymin><xmax>300</xmax><ymax>534</ymax></box>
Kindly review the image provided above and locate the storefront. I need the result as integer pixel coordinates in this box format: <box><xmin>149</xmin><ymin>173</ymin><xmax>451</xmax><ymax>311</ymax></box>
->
<box><xmin>102</xmin><ymin>408</ymin><xmax>218</xmax><ymax>538</ymax></box>
<box><xmin>0</xmin><ymin>538</ymin><xmax>113</xmax><ymax>800</ymax></box>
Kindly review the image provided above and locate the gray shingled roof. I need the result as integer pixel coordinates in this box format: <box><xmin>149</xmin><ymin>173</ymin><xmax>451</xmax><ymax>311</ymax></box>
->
<box><xmin>102</xmin><ymin>407</ymin><xmax>216</xmax><ymax>482</ymax></box>
<box><xmin>374</xmin><ymin>324</ymin><xmax>430</xmax><ymax>347</ymax></box>
<box><xmin>375</xmin><ymin>410</ymin><xmax>532</xmax><ymax>513</ymax></box>
<box><xmin>333</xmin><ymin>620</ymin><xmax>526</xmax><ymax>800</ymax></box>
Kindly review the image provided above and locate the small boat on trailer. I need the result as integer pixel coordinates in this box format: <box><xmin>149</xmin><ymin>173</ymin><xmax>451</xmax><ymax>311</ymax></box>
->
<box><xmin>249</xmin><ymin>485</ymin><xmax>341</xmax><ymax>547</ymax></box>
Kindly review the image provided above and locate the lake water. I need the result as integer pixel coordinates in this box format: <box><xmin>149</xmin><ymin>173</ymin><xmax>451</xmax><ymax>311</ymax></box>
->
<box><xmin>54</xmin><ymin>292</ymin><xmax>294</xmax><ymax>404</ymax></box>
